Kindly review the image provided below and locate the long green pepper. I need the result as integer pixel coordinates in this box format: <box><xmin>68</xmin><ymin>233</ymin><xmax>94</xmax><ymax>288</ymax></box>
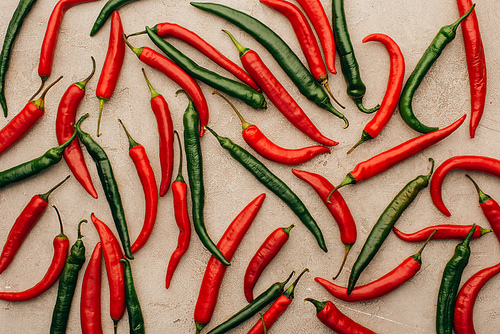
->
<box><xmin>179</xmin><ymin>91</ymin><xmax>230</xmax><ymax>266</ymax></box>
<box><xmin>120</xmin><ymin>259</ymin><xmax>145</xmax><ymax>334</ymax></box>
<box><xmin>73</xmin><ymin>113</ymin><xmax>133</xmax><ymax>260</ymax></box>
<box><xmin>347</xmin><ymin>159</ymin><xmax>434</xmax><ymax>294</ymax></box>
<box><xmin>436</xmin><ymin>224</ymin><xmax>476</xmax><ymax>334</ymax></box>
<box><xmin>205</xmin><ymin>126</ymin><xmax>327</xmax><ymax>253</ymax></box>
<box><xmin>90</xmin><ymin>0</ymin><xmax>139</xmax><ymax>36</ymax></box>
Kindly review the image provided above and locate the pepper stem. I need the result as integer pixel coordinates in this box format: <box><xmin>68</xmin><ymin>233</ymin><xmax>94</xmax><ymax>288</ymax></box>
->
<box><xmin>174</xmin><ymin>130</ymin><xmax>184</xmax><ymax>182</ymax></box>
<box><xmin>212</xmin><ymin>91</ymin><xmax>252</xmax><ymax>130</ymax></box>
<box><xmin>96</xmin><ymin>98</ymin><xmax>107</xmax><ymax>137</ymax></box>
<box><xmin>412</xmin><ymin>229</ymin><xmax>438</xmax><ymax>263</ymax></box>
<box><xmin>282</xmin><ymin>224</ymin><xmax>295</xmax><ymax>236</ymax></box>
<box><xmin>354</xmin><ymin>98</ymin><xmax>380</xmax><ymax>114</ymax></box>
<box><xmin>123</xmin><ymin>33</ymin><xmax>143</xmax><ymax>58</ymax></box>
<box><xmin>74</xmin><ymin>113</ymin><xmax>90</xmax><ymax>133</ymax></box>
<box><xmin>142</xmin><ymin>68</ymin><xmax>160</xmax><ymax>99</ymax></box>
<box><xmin>222</xmin><ymin>29</ymin><xmax>250</xmax><ymax>57</ymax></box>
<box><xmin>466</xmin><ymin>174</ymin><xmax>491</xmax><ymax>204</ymax></box>
<box><xmin>450</xmin><ymin>3</ymin><xmax>476</xmax><ymax>32</ymax></box>
<box><xmin>118</xmin><ymin>119</ymin><xmax>140</xmax><ymax>149</ymax></box>
<box><xmin>205</xmin><ymin>126</ymin><xmax>220</xmax><ymax>139</ymax></box>
<box><xmin>52</xmin><ymin>205</ymin><xmax>64</xmax><ymax>236</ymax></box>
<box><xmin>126</xmin><ymin>30</ymin><xmax>146</xmax><ymax>37</ymax></box>
<box><xmin>39</xmin><ymin>175</ymin><xmax>71</xmax><ymax>202</ymax></box>
<box><xmin>75</xmin><ymin>57</ymin><xmax>96</xmax><ymax>90</ymax></box>
<box><xmin>29</xmin><ymin>76</ymin><xmax>49</xmax><ymax>102</ymax></box>
<box><xmin>283</xmin><ymin>268</ymin><xmax>308</xmax><ymax>299</ymax></box>
<box><xmin>259</xmin><ymin>313</ymin><xmax>267</xmax><ymax>334</ymax></box>
<box><xmin>332</xmin><ymin>243</ymin><xmax>352</xmax><ymax>280</ymax></box>
<box><xmin>304</xmin><ymin>298</ymin><xmax>327</xmax><ymax>313</ymax></box>
<box><xmin>77</xmin><ymin>220</ymin><xmax>87</xmax><ymax>240</ymax></box>
<box><xmin>323</xmin><ymin>82</ymin><xmax>345</xmax><ymax>110</ymax></box>
<box><xmin>424</xmin><ymin>158</ymin><xmax>435</xmax><ymax>181</ymax></box>
<box><xmin>32</xmin><ymin>76</ymin><xmax>63</xmax><ymax>110</ymax></box>
<box><xmin>326</xmin><ymin>174</ymin><xmax>356</xmax><ymax>203</ymax></box>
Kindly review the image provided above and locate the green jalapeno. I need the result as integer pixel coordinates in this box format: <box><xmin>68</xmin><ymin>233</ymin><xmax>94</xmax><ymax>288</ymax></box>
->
<box><xmin>120</xmin><ymin>259</ymin><xmax>145</xmax><ymax>334</ymax></box>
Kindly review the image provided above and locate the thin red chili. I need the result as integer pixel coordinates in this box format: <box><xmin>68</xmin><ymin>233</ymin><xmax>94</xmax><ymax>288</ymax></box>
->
<box><xmin>454</xmin><ymin>262</ymin><xmax>500</xmax><ymax>334</ymax></box>
<box><xmin>244</xmin><ymin>224</ymin><xmax>294</xmax><ymax>303</ymax></box>
<box><xmin>124</xmin><ymin>35</ymin><xmax>208</xmax><ymax>136</ymax></box>
<box><xmin>0</xmin><ymin>176</ymin><xmax>69</xmax><ymax>275</ymax></box>
<box><xmin>56</xmin><ymin>58</ymin><xmax>98</xmax><ymax>199</ymax></box>
<box><xmin>194</xmin><ymin>193</ymin><xmax>266</xmax><ymax>333</ymax></box>
<box><xmin>348</xmin><ymin>33</ymin><xmax>405</xmax><ymax>154</ymax></box>
<box><xmin>96</xmin><ymin>10</ymin><xmax>125</xmax><ymax>137</ymax></box>
<box><xmin>430</xmin><ymin>156</ymin><xmax>500</xmax><ymax>217</ymax></box>
<box><xmin>90</xmin><ymin>213</ymin><xmax>125</xmax><ymax>331</ymax></box>
<box><xmin>292</xmin><ymin>169</ymin><xmax>356</xmax><ymax>279</ymax></box>
<box><xmin>457</xmin><ymin>0</ymin><xmax>486</xmax><ymax>138</ymax></box>
<box><xmin>393</xmin><ymin>224</ymin><xmax>490</xmax><ymax>242</ymax></box>
<box><xmin>142</xmin><ymin>69</ymin><xmax>174</xmax><ymax>197</ymax></box>
<box><xmin>80</xmin><ymin>242</ymin><xmax>103</xmax><ymax>334</ymax></box>
<box><xmin>165</xmin><ymin>131</ymin><xmax>191</xmax><ymax>289</ymax></box>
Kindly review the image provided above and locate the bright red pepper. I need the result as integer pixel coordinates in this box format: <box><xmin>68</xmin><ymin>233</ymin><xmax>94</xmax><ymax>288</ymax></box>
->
<box><xmin>393</xmin><ymin>224</ymin><xmax>491</xmax><ymax>242</ymax></box>
<box><xmin>430</xmin><ymin>156</ymin><xmax>500</xmax><ymax>217</ymax></box>
<box><xmin>194</xmin><ymin>193</ymin><xmax>266</xmax><ymax>333</ymax></box>
<box><xmin>80</xmin><ymin>242</ymin><xmax>103</xmax><ymax>334</ymax></box>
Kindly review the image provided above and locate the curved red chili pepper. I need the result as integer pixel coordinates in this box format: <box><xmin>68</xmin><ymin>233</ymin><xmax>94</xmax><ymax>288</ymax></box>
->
<box><xmin>80</xmin><ymin>242</ymin><xmax>103</xmax><ymax>334</ymax></box>
<box><xmin>0</xmin><ymin>176</ymin><xmax>69</xmax><ymax>275</ymax></box>
<box><xmin>393</xmin><ymin>224</ymin><xmax>491</xmax><ymax>242</ymax></box>
<box><xmin>430</xmin><ymin>156</ymin><xmax>500</xmax><ymax>217</ymax></box>
<box><xmin>457</xmin><ymin>0</ymin><xmax>487</xmax><ymax>138</ymax></box>
<box><xmin>454</xmin><ymin>262</ymin><xmax>500</xmax><ymax>334</ymax></box>
<box><xmin>56</xmin><ymin>58</ymin><xmax>98</xmax><ymax>199</ymax></box>
<box><xmin>292</xmin><ymin>169</ymin><xmax>356</xmax><ymax>279</ymax></box>
<box><xmin>244</xmin><ymin>224</ymin><xmax>294</xmax><ymax>303</ymax></box>
<box><xmin>90</xmin><ymin>213</ymin><xmax>125</xmax><ymax>330</ymax></box>
<box><xmin>96</xmin><ymin>10</ymin><xmax>125</xmax><ymax>137</ymax></box>
<box><xmin>194</xmin><ymin>193</ymin><xmax>266</xmax><ymax>333</ymax></box>
<box><xmin>348</xmin><ymin>33</ymin><xmax>405</xmax><ymax>154</ymax></box>
<box><xmin>124</xmin><ymin>36</ymin><xmax>208</xmax><ymax>136</ymax></box>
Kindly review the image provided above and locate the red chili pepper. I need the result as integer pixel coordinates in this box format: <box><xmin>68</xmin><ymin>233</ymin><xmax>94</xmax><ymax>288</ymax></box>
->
<box><xmin>0</xmin><ymin>176</ymin><xmax>69</xmax><ymax>275</ymax></box>
<box><xmin>244</xmin><ymin>224</ymin><xmax>294</xmax><ymax>303</ymax></box>
<box><xmin>393</xmin><ymin>224</ymin><xmax>491</xmax><ymax>242</ymax></box>
<box><xmin>224</xmin><ymin>30</ymin><xmax>338</xmax><ymax>146</ymax></box>
<box><xmin>142</xmin><ymin>69</ymin><xmax>174</xmax><ymax>197</ymax></box>
<box><xmin>305</xmin><ymin>299</ymin><xmax>376</xmax><ymax>334</ymax></box>
<box><xmin>348</xmin><ymin>33</ymin><xmax>405</xmax><ymax>154</ymax></box>
<box><xmin>56</xmin><ymin>58</ymin><xmax>98</xmax><ymax>199</ymax></box>
<box><xmin>96</xmin><ymin>10</ymin><xmax>125</xmax><ymax>137</ymax></box>
<box><xmin>124</xmin><ymin>35</ymin><xmax>208</xmax><ymax>137</ymax></box>
<box><xmin>90</xmin><ymin>213</ymin><xmax>125</xmax><ymax>331</ymax></box>
<box><xmin>247</xmin><ymin>268</ymin><xmax>308</xmax><ymax>334</ymax></box>
<box><xmin>165</xmin><ymin>131</ymin><xmax>191</xmax><ymax>289</ymax></box>
<box><xmin>454</xmin><ymin>262</ymin><xmax>500</xmax><ymax>334</ymax></box>
<box><xmin>430</xmin><ymin>156</ymin><xmax>500</xmax><ymax>217</ymax></box>
<box><xmin>328</xmin><ymin>114</ymin><xmax>466</xmax><ymax>202</ymax></box>
<box><xmin>80</xmin><ymin>242</ymin><xmax>103</xmax><ymax>334</ymax></box>
<box><xmin>292</xmin><ymin>169</ymin><xmax>356</xmax><ymax>279</ymax></box>
<box><xmin>0</xmin><ymin>207</ymin><xmax>69</xmax><ymax>302</ymax></box>
<box><xmin>0</xmin><ymin>76</ymin><xmax>62</xmax><ymax>156</ymax></box>
<box><xmin>456</xmin><ymin>0</ymin><xmax>487</xmax><ymax>138</ymax></box>
<box><xmin>194</xmin><ymin>193</ymin><xmax>266</xmax><ymax>333</ymax></box>
<box><xmin>315</xmin><ymin>231</ymin><xmax>435</xmax><ymax>303</ymax></box>
<box><xmin>215</xmin><ymin>91</ymin><xmax>331</xmax><ymax>165</ymax></box>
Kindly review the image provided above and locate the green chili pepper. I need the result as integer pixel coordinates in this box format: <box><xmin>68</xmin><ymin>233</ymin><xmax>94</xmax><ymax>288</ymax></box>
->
<box><xmin>436</xmin><ymin>224</ymin><xmax>476</xmax><ymax>334</ymax></box>
<box><xmin>73</xmin><ymin>113</ymin><xmax>133</xmax><ymax>260</ymax></box>
<box><xmin>332</xmin><ymin>0</ymin><xmax>379</xmax><ymax>114</ymax></box>
<box><xmin>190</xmin><ymin>2</ymin><xmax>348</xmax><ymax>128</ymax></box>
<box><xmin>0</xmin><ymin>0</ymin><xmax>39</xmax><ymax>117</ymax></box>
<box><xmin>399</xmin><ymin>4</ymin><xmax>475</xmax><ymax>133</ymax></box>
<box><xmin>206</xmin><ymin>271</ymin><xmax>294</xmax><ymax>334</ymax></box>
<box><xmin>119</xmin><ymin>259</ymin><xmax>145</xmax><ymax>334</ymax></box>
<box><xmin>205</xmin><ymin>126</ymin><xmax>327</xmax><ymax>252</ymax></box>
<box><xmin>0</xmin><ymin>130</ymin><xmax>76</xmax><ymax>190</ymax></box>
<box><xmin>347</xmin><ymin>158</ymin><xmax>435</xmax><ymax>294</ymax></box>
<box><xmin>90</xmin><ymin>0</ymin><xmax>139</xmax><ymax>36</ymax></box>
<box><xmin>49</xmin><ymin>208</ymin><xmax>86</xmax><ymax>334</ymax></box>
<box><xmin>179</xmin><ymin>91</ymin><xmax>230</xmax><ymax>266</ymax></box>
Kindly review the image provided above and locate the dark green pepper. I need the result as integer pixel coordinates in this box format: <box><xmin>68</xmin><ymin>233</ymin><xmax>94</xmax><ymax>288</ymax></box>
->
<box><xmin>120</xmin><ymin>258</ymin><xmax>145</xmax><ymax>334</ymax></box>
<box><xmin>90</xmin><ymin>0</ymin><xmax>139</xmax><ymax>36</ymax></box>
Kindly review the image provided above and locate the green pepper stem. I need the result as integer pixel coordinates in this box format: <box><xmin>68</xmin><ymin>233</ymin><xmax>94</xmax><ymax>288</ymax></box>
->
<box><xmin>304</xmin><ymin>298</ymin><xmax>327</xmax><ymax>314</ymax></box>
<box><xmin>332</xmin><ymin>243</ymin><xmax>353</xmax><ymax>280</ymax></box>
<box><xmin>142</xmin><ymin>68</ymin><xmax>161</xmax><ymax>99</ymax></box>
<box><xmin>32</xmin><ymin>76</ymin><xmax>63</xmax><ymax>110</ymax></box>
<box><xmin>282</xmin><ymin>224</ymin><xmax>295</xmax><ymax>236</ymax></box>
<box><xmin>77</xmin><ymin>220</ymin><xmax>87</xmax><ymax>240</ymax></box>
<box><xmin>222</xmin><ymin>29</ymin><xmax>250</xmax><ymax>57</ymax></box>
<box><xmin>424</xmin><ymin>158</ymin><xmax>435</xmax><ymax>181</ymax></box>
<box><xmin>29</xmin><ymin>76</ymin><xmax>49</xmax><ymax>103</ymax></box>
<box><xmin>212</xmin><ymin>91</ymin><xmax>252</xmax><ymax>130</ymax></box>
<box><xmin>323</xmin><ymin>82</ymin><xmax>345</xmax><ymax>110</ymax></box>
<box><xmin>347</xmin><ymin>131</ymin><xmax>372</xmax><ymax>155</ymax></box>
<box><xmin>450</xmin><ymin>3</ymin><xmax>476</xmax><ymax>32</ymax></box>
<box><xmin>123</xmin><ymin>33</ymin><xmax>143</xmax><ymax>58</ymax></box>
<box><xmin>118</xmin><ymin>119</ymin><xmax>140</xmax><ymax>149</ymax></box>
<box><xmin>412</xmin><ymin>229</ymin><xmax>438</xmax><ymax>263</ymax></box>
<box><xmin>283</xmin><ymin>268</ymin><xmax>308</xmax><ymax>299</ymax></box>
<box><xmin>481</xmin><ymin>227</ymin><xmax>492</xmax><ymax>236</ymax></box>
<box><xmin>259</xmin><ymin>313</ymin><xmax>267</xmax><ymax>334</ymax></box>
<box><xmin>76</xmin><ymin>57</ymin><xmax>96</xmax><ymax>90</ymax></box>
<box><xmin>52</xmin><ymin>205</ymin><xmax>64</xmax><ymax>236</ymax></box>
<box><xmin>174</xmin><ymin>130</ymin><xmax>184</xmax><ymax>182</ymax></box>
<box><xmin>465</xmin><ymin>174</ymin><xmax>491</xmax><ymax>204</ymax></box>
<box><xmin>96</xmin><ymin>98</ymin><xmax>107</xmax><ymax>137</ymax></box>
<box><xmin>326</xmin><ymin>174</ymin><xmax>356</xmax><ymax>203</ymax></box>
<box><xmin>39</xmin><ymin>175</ymin><xmax>71</xmax><ymax>202</ymax></box>
<box><xmin>74</xmin><ymin>113</ymin><xmax>90</xmax><ymax>133</ymax></box>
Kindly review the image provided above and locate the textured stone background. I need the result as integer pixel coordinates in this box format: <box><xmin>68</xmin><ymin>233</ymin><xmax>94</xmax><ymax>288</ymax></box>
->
<box><xmin>0</xmin><ymin>0</ymin><xmax>499</xmax><ymax>333</ymax></box>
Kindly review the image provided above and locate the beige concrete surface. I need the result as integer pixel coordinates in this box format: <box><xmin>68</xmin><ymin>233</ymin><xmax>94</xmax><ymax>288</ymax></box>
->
<box><xmin>1</xmin><ymin>0</ymin><xmax>500</xmax><ymax>333</ymax></box>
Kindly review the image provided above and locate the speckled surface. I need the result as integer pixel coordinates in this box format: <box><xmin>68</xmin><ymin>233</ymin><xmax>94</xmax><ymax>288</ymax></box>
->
<box><xmin>0</xmin><ymin>0</ymin><xmax>499</xmax><ymax>333</ymax></box>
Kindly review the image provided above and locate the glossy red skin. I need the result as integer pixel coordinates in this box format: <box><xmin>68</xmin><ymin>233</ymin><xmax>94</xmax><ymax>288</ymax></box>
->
<box><xmin>260</xmin><ymin>0</ymin><xmax>326</xmax><ymax>82</ymax></box>
<box><xmin>0</xmin><ymin>195</ymin><xmax>47</xmax><ymax>275</ymax></box>
<box><xmin>165</xmin><ymin>180</ymin><xmax>191</xmax><ymax>289</ymax></box>
<box><xmin>138</xmin><ymin>47</ymin><xmax>208</xmax><ymax>136</ymax></box>
<box><xmin>454</xmin><ymin>262</ymin><xmax>500</xmax><ymax>334</ymax></box>
<box><xmin>129</xmin><ymin>145</ymin><xmax>158</xmax><ymax>254</ymax></box>
<box><xmin>350</xmin><ymin>114</ymin><xmax>466</xmax><ymax>183</ymax></box>
<box><xmin>457</xmin><ymin>0</ymin><xmax>486</xmax><ymax>138</ymax></box>
<box><xmin>0</xmin><ymin>234</ymin><xmax>69</xmax><ymax>302</ymax></box>
<box><xmin>393</xmin><ymin>224</ymin><xmax>486</xmax><ymax>242</ymax></box>
<box><xmin>244</xmin><ymin>226</ymin><xmax>290</xmax><ymax>303</ymax></box>
<box><xmin>91</xmin><ymin>213</ymin><xmax>125</xmax><ymax>323</ymax></box>
<box><xmin>38</xmin><ymin>0</ymin><xmax>98</xmax><ymax>78</ymax></box>
<box><xmin>292</xmin><ymin>169</ymin><xmax>356</xmax><ymax>245</ymax></box>
<box><xmin>362</xmin><ymin>34</ymin><xmax>405</xmax><ymax>139</ymax></box>
<box><xmin>155</xmin><ymin>22</ymin><xmax>260</xmax><ymax>91</ymax></box>
<box><xmin>243</xmin><ymin>125</ymin><xmax>331</xmax><ymax>165</ymax></box>
<box><xmin>315</xmin><ymin>301</ymin><xmax>376</xmax><ymax>334</ymax></box>
<box><xmin>247</xmin><ymin>295</ymin><xmax>292</xmax><ymax>334</ymax></box>
<box><xmin>430</xmin><ymin>156</ymin><xmax>500</xmax><ymax>217</ymax></box>
<box><xmin>194</xmin><ymin>194</ymin><xmax>266</xmax><ymax>329</ymax></box>
<box><xmin>315</xmin><ymin>256</ymin><xmax>420</xmax><ymax>302</ymax></box>
<box><xmin>240</xmin><ymin>49</ymin><xmax>337</xmax><ymax>146</ymax></box>
<box><xmin>81</xmin><ymin>242</ymin><xmax>103</xmax><ymax>334</ymax></box>
<box><xmin>150</xmin><ymin>94</ymin><xmax>174</xmax><ymax>197</ymax></box>
<box><xmin>56</xmin><ymin>83</ymin><xmax>98</xmax><ymax>199</ymax></box>
<box><xmin>480</xmin><ymin>197</ymin><xmax>500</xmax><ymax>244</ymax></box>
<box><xmin>96</xmin><ymin>11</ymin><xmax>125</xmax><ymax>100</ymax></box>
